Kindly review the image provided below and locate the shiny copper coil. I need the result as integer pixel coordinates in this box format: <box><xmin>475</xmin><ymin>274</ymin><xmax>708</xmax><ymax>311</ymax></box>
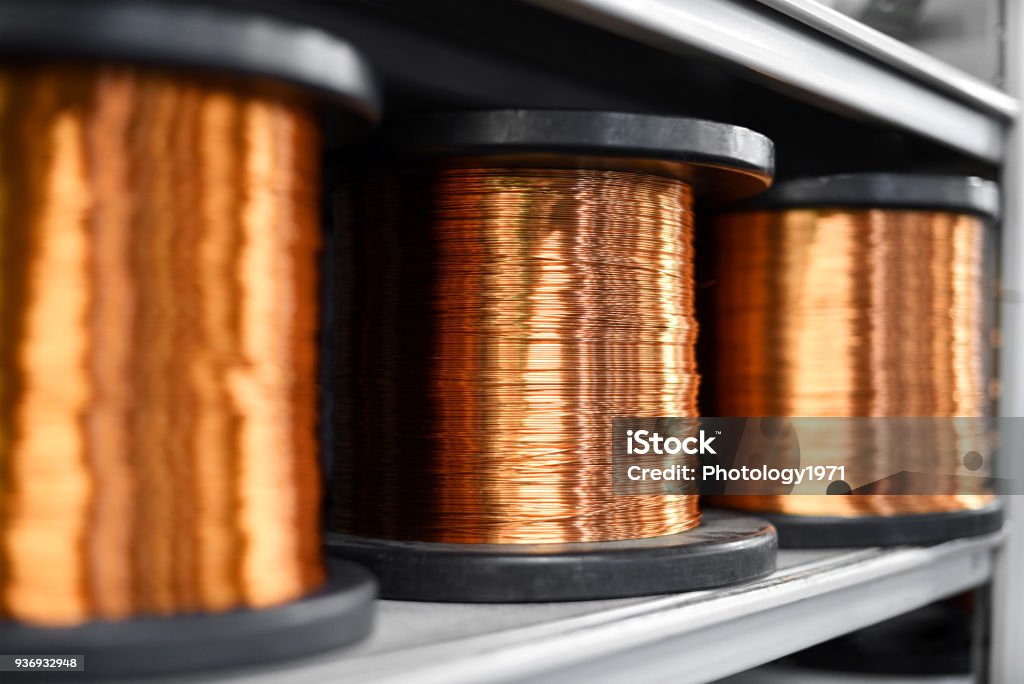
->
<box><xmin>705</xmin><ymin>207</ymin><xmax>996</xmax><ymax>517</ymax></box>
<box><xmin>0</xmin><ymin>63</ymin><xmax>324</xmax><ymax>626</ymax></box>
<box><xmin>327</xmin><ymin>167</ymin><xmax>701</xmax><ymax>544</ymax></box>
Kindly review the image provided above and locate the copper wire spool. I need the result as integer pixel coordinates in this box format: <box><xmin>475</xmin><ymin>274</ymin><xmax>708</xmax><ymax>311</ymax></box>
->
<box><xmin>325</xmin><ymin>110</ymin><xmax>778</xmax><ymax>602</ymax></box>
<box><xmin>705</xmin><ymin>174</ymin><xmax>1001</xmax><ymax>530</ymax></box>
<box><xmin>0</xmin><ymin>62</ymin><xmax>327</xmax><ymax>626</ymax></box>
<box><xmin>0</xmin><ymin>1</ymin><xmax>378</xmax><ymax>673</ymax></box>
<box><xmin>331</xmin><ymin>166</ymin><xmax>701</xmax><ymax>544</ymax></box>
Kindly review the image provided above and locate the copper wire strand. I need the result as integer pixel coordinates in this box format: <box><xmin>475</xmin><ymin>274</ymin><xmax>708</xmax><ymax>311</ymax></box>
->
<box><xmin>0</xmin><ymin>63</ymin><xmax>324</xmax><ymax>626</ymax></box>
<box><xmin>706</xmin><ymin>208</ymin><xmax>995</xmax><ymax>517</ymax></box>
<box><xmin>328</xmin><ymin>167</ymin><xmax>701</xmax><ymax>544</ymax></box>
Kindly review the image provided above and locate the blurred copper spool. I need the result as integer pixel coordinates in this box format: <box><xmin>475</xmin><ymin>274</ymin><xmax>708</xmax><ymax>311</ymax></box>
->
<box><xmin>704</xmin><ymin>173</ymin><xmax>1003</xmax><ymax>547</ymax></box>
<box><xmin>0</xmin><ymin>1</ymin><xmax>378</xmax><ymax>676</ymax></box>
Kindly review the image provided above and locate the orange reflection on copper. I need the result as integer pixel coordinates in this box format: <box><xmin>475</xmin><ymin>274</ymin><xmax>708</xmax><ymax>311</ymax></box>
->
<box><xmin>0</xmin><ymin>64</ymin><xmax>324</xmax><ymax>626</ymax></box>
<box><xmin>329</xmin><ymin>168</ymin><xmax>701</xmax><ymax>543</ymax></box>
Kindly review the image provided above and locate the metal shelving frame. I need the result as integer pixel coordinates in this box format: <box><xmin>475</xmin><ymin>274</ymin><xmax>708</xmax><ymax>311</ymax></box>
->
<box><xmin>195</xmin><ymin>536</ymin><xmax>1004</xmax><ymax>684</ymax></box>
<box><xmin>527</xmin><ymin>0</ymin><xmax>1016</xmax><ymax>162</ymax></box>
<box><xmin>993</xmin><ymin>0</ymin><xmax>1024</xmax><ymax>680</ymax></box>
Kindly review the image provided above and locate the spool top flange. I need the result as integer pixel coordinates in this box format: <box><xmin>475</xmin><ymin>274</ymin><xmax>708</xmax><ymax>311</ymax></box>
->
<box><xmin>380</xmin><ymin>109</ymin><xmax>775</xmax><ymax>201</ymax></box>
<box><xmin>0</xmin><ymin>0</ymin><xmax>380</xmax><ymax>130</ymax></box>
<box><xmin>733</xmin><ymin>173</ymin><xmax>1000</xmax><ymax>220</ymax></box>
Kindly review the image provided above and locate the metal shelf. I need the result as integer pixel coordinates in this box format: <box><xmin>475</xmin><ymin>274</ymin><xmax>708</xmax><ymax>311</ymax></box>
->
<box><xmin>757</xmin><ymin>0</ymin><xmax>1016</xmax><ymax>116</ymax></box>
<box><xmin>526</xmin><ymin>0</ymin><xmax>1016</xmax><ymax>163</ymax></box>
<box><xmin>193</xmin><ymin>533</ymin><xmax>1004</xmax><ymax>684</ymax></box>
<box><xmin>202</xmin><ymin>0</ymin><xmax>1012</xmax><ymax>173</ymax></box>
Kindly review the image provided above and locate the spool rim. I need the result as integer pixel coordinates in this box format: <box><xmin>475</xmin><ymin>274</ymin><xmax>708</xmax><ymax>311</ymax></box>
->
<box><xmin>0</xmin><ymin>559</ymin><xmax>376</xmax><ymax>678</ymax></box>
<box><xmin>732</xmin><ymin>173</ymin><xmax>1001</xmax><ymax>220</ymax></box>
<box><xmin>326</xmin><ymin>510</ymin><xmax>778</xmax><ymax>602</ymax></box>
<box><xmin>379</xmin><ymin>109</ymin><xmax>775</xmax><ymax>201</ymax></box>
<box><xmin>0</xmin><ymin>0</ymin><xmax>380</xmax><ymax>123</ymax></box>
<box><xmin>734</xmin><ymin>499</ymin><xmax>1004</xmax><ymax>548</ymax></box>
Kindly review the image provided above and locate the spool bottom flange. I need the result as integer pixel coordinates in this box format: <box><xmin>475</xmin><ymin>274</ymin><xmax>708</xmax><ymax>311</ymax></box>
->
<box><xmin>326</xmin><ymin>510</ymin><xmax>777</xmax><ymax>602</ymax></box>
<box><xmin>0</xmin><ymin>559</ymin><xmax>375</xmax><ymax>680</ymax></box>
<box><xmin>728</xmin><ymin>499</ymin><xmax>1004</xmax><ymax>548</ymax></box>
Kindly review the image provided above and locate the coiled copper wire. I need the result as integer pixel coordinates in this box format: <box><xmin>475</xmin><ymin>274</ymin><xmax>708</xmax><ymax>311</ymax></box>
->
<box><xmin>706</xmin><ymin>207</ymin><xmax>995</xmax><ymax>517</ymax></box>
<box><xmin>328</xmin><ymin>167</ymin><xmax>701</xmax><ymax>544</ymax></box>
<box><xmin>0</xmin><ymin>63</ymin><xmax>324</xmax><ymax>626</ymax></box>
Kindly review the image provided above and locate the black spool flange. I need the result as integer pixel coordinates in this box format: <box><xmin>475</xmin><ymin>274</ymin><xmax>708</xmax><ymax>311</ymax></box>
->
<box><xmin>379</xmin><ymin>109</ymin><xmax>775</xmax><ymax>200</ymax></box>
<box><xmin>0</xmin><ymin>0</ymin><xmax>380</xmax><ymax>674</ymax></box>
<box><xmin>327</xmin><ymin>510</ymin><xmax>777</xmax><ymax>602</ymax></box>
<box><xmin>0</xmin><ymin>560</ymin><xmax>376</xmax><ymax>680</ymax></box>
<box><xmin>0</xmin><ymin>0</ymin><xmax>380</xmax><ymax>132</ymax></box>
<box><xmin>731</xmin><ymin>173</ymin><xmax>1000</xmax><ymax>219</ymax></box>
<box><xmin>749</xmin><ymin>499</ymin><xmax>1003</xmax><ymax>549</ymax></box>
